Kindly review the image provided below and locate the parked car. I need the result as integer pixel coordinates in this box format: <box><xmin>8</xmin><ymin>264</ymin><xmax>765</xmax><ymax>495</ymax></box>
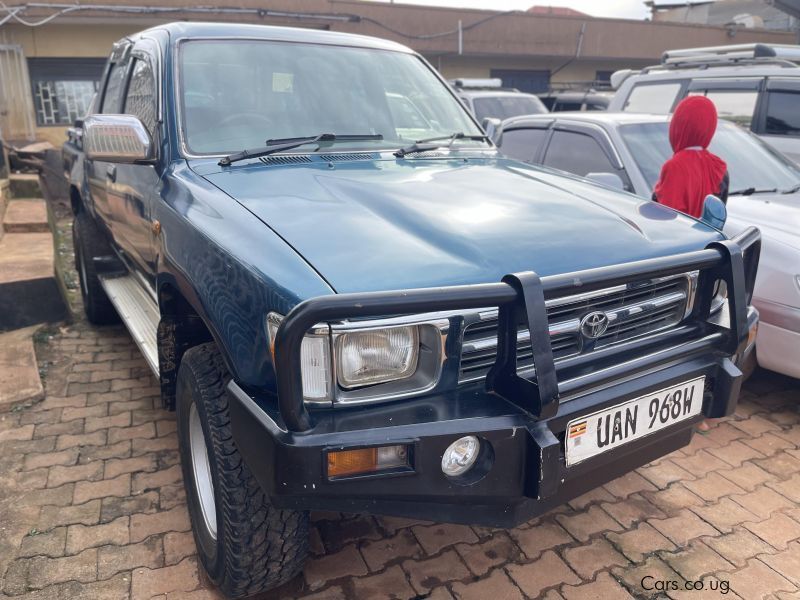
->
<box><xmin>608</xmin><ymin>43</ymin><xmax>800</xmax><ymax>164</ymax></box>
<box><xmin>450</xmin><ymin>78</ymin><xmax>548</xmax><ymax>123</ymax></box>
<box><xmin>69</xmin><ymin>22</ymin><xmax>759</xmax><ymax>598</ymax></box>
<box><xmin>495</xmin><ymin>112</ymin><xmax>797</xmax><ymax>378</ymax></box>
<box><xmin>539</xmin><ymin>90</ymin><xmax>613</xmax><ymax>112</ymax></box>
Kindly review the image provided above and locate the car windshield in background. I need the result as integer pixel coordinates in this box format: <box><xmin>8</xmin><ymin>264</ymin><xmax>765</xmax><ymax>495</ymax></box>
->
<box><xmin>472</xmin><ymin>95</ymin><xmax>547</xmax><ymax>121</ymax></box>
<box><xmin>179</xmin><ymin>40</ymin><xmax>482</xmax><ymax>155</ymax></box>
<box><xmin>619</xmin><ymin>121</ymin><xmax>800</xmax><ymax>195</ymax></box>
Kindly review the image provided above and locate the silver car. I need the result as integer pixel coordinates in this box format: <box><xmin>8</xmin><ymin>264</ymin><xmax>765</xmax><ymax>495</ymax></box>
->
<box><xmin>496</xmin><ymin>111</ymin><xmax>800</xmax><ymax>379</ymax></box>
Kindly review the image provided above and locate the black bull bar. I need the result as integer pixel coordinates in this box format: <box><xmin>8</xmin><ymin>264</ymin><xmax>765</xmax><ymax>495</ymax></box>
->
<box><xmin>274</xmin><ymin>227</ymin><xmax>761</xmax><ymax>433</ymax></box>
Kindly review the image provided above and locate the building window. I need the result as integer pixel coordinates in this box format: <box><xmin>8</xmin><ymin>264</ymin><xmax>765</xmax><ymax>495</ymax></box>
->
<box><xmin>28</xmin><ymin>58</ymin><xmax>105</xmax><ymax>126</ymax></box>
<box><xmin>33</xmin><ymin>80</ymin><xmax>98</xmax><ymax>125</ymax></box>
<box><xmin>595</xmin><ymin>70</ymin><xmax>614</xmax><ymax>86</ymax></box>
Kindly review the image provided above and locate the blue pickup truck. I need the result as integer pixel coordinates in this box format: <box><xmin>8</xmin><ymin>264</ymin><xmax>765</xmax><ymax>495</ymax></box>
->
<box><xmin>67</xmin><ymin>21</ymin><xmax>760</xmax><ymax>598</ymax></box>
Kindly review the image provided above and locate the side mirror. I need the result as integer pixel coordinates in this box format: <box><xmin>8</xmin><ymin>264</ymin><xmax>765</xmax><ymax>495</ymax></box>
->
<box><xmin>481</xmin><ymin>117</ymin><xmax>502</xmax><ymax>142</ymax></box>
<box><xmin>84</xmin><ymin>115</ymin><xmax>154</xmax><ymax>163</ymax></box>
<box><xmin>585</xmin><ymin>172</ymin><xmax>625</xmax><ymax>191</ymax></box>
<box><xmin>701</xmin><ymin>194</ymin><xmax>727</xmax><ymax>229</ymax></box>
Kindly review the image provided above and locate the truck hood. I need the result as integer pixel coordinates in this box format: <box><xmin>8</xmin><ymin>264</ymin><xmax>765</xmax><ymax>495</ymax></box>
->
<box><xmin>196</xmin><ymin>156</ymin><xmax>722</xmax><ymax>293</ymax></box>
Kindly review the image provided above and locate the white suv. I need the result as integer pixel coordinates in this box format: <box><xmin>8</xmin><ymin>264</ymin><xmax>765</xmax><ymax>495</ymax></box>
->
<box><xmin>608</xmin><ymin>43</ymin><xmax>800</xmax><ymax>164</ymax></box>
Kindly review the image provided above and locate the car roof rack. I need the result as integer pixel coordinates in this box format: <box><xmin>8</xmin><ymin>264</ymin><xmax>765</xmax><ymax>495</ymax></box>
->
<box><xmin>449</xmin><ymin>77</ymin><xmax>505</xmax><ymax>89</ymax></box>
<box><xmin>655</xmin><ymin>43</ymin><xmax>800</xmax><ymax>70</ymax></box>
<box><xmin>543</xmin><ymin>80</ymin><xmax>613</xmax><ymax>93</ymax></box>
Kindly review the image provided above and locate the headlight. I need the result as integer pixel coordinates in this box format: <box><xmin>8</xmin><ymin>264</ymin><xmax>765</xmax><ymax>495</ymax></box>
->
<box><xmin>335</xmin><ymin>326</ymin><xmax>419</xmax><ymax>389</ymax></box>
<box><xmin>268</xmin><ymin>313</ymin><xmax>444</xmax><ymax>405</ymax></box>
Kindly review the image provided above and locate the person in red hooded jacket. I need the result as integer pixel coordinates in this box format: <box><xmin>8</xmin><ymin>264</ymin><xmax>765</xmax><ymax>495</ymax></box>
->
<box><xmin>653</xmin><ymin>96</ymin><xmax>729</xmax><ymax>218</ymax></box>
<box><xmin>655</xmin><ymin>96</ymin><xmax>729</xmax><ymax>432</ymax></box>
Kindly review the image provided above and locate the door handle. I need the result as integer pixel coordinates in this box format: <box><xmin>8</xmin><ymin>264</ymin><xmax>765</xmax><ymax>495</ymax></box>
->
<box><xmin>106</xmin><ymin>164</ymin><xmax>116</xmax><ymax>182</ymax></box>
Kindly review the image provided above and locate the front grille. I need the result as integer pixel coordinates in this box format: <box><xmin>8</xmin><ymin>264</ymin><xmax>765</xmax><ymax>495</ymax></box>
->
<box><xmin>459</xmin><ymin>274</ymin><xmax>693</xmax><ymax>383</ymax></box>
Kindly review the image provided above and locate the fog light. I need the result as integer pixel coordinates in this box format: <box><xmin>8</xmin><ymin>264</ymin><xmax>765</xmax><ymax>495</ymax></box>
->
<box><xmin>441</xmin><ymin>436</ymin><xmax>480</xmax><ymax>477</ymax></box>
<box><xmin>327</xmin><ymin>445</ymin><xmax>409</xmax><ymax>478</ymax></box>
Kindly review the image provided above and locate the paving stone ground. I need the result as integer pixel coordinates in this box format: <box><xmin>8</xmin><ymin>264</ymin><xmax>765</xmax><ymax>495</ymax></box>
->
<box><xmin>0</xmin><ymin>320</ymin><xmax>798</xmax><ymax>600</ymax></box>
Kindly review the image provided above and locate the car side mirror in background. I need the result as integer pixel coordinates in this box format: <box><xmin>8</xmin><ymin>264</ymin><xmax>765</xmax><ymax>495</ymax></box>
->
<box><xmin>83</xmin><ymin>114</ymin><xmax>154</xmax><ymax>163</ymax></box>
<box><xmin>701</xmin><ymin>194</ymin><xmax>727</xmax><ymax>230</ymax></box>
<box><xmin>481</xmin><ymin>117</ymin><xmax>502</xmax><ymax>142</ymax></box>
<box><xmin>585</xmin><ymin>172</ymin><xmax>625</xmax><ymax>191</ymax></box>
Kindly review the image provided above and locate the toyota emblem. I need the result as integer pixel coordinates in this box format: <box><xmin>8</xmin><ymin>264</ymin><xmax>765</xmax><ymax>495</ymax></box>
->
<box><xmin>580</xmin><ymin>311</ymin><xmax>609</xmax><ymax>339</ymax></box>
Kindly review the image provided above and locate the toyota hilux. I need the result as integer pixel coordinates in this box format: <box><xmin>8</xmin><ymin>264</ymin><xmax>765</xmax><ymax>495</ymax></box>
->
<box><xmin>69</xmin><ymin>22</ymin><xmax>760</xmax><ymax>598</ymax></box>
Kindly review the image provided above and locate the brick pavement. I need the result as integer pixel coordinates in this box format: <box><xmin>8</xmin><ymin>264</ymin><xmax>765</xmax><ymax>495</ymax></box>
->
<box><xmin>0</xmin><ymin>320</ymin><xmax>799</xmax><ymax>600</ymax></box>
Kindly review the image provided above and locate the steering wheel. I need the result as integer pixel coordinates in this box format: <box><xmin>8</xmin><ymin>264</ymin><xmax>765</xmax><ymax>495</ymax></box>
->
<box><xmin>218</xmin><ymin>113</ymin><xmax>273</xmax><ymax>130</ymax></box>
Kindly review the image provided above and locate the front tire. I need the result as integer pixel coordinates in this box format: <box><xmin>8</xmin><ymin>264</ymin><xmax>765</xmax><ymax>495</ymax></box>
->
<box><xmin>176</xmin><ymin>343</ymin><xmax>309</xmax><ymax>598</ymax></box>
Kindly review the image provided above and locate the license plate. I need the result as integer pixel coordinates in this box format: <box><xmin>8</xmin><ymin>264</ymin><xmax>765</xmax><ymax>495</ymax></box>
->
<box><xmin>565</xmin><ymin>377</ymin><xmax>705</xmax><ymax>467</ymax></box>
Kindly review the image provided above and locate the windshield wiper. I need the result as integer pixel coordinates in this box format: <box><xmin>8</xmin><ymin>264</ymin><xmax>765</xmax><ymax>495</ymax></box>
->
<box><xmin>728</xmin><ymin>187</ymin><xmax>778</xmax><ymax>196</ymax></box>
<box><xmin>781</xmin><ymin>182</ymin><xmax>800</xmax><ymax>194</ymax></box>
<box><xmin>219</xmin><ymin>133</ymin><xmax>383</xmax><ymax>166</ymax></box>
<box><xmin>394</xmin><ymin>132</ymin><xmax>490</xmax><ymax>158</ymax></box>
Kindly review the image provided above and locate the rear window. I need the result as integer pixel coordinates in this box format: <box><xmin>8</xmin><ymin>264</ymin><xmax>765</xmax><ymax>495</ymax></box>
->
<box><xmin>472</xmin><ymin>95</ymin><xmax>547</xmax><ymax>121</ymax></box>
<box><xmin>622</xmin><ymin>82</ymin><xmax>682</xmax><ymax>114</ymax></box>
<box><xmin>765</xmin><ymin>91</ymin><xmax>800</xmax><ymax>136</ymax></box>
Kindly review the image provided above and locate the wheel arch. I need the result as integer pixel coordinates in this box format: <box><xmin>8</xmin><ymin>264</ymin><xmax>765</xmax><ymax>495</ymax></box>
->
<box><xmin>157</xmin><ymin>277</ymin><xmax>229</xmax><ymax>410</ymax></box>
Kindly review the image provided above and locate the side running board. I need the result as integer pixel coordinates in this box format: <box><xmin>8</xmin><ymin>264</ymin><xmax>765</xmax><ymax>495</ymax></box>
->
<box><xmin>99</xmin><ymin>275</ymin><xmax>160</xmax><ymax>376</ymax></box>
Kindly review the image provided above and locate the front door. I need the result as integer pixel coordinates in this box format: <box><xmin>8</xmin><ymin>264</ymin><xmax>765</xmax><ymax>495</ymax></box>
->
<box><xmin>110</xmin><ymin>52</ymin><xmax>160</xmax><ymax>284</ymax></box>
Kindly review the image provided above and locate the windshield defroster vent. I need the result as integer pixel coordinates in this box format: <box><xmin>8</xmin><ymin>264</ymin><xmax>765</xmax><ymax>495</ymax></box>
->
<box><xmin>319</xmin><ymin>153</ymin><xmax>380</xmax><ymax>162</ymax></box>
<box><xmin>258</xmin><ymin>155</ymin><xmax>313</xmax><ymax>166</ymax></box>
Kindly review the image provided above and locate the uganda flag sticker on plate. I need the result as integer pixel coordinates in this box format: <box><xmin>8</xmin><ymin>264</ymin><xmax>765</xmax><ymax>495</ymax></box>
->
<box><xmin>568</xmin><ymin>420</ymin><xmax>587</xmax><ymax>440</ymax></box>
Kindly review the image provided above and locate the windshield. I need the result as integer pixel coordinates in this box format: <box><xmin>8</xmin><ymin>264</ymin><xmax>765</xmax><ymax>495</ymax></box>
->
<box><xmin>619</xmin><ymin>121</ymin><xmax>800</xmax><ymax>195</ymax></box>
<box><xmin>179</xmin><ymin>40</ymin><xmax>482</xmax><ymax>155</ymax></box>
<box><xmin>472</xmin><ymin>95</ymin><xmax>547</xmax><ymax>121</ymax></box>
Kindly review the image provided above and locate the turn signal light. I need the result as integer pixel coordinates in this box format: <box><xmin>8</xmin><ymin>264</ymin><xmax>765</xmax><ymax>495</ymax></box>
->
<box><xmin>327</xmin><ymin>445</ymin><xmax>409</xmax><ymax>478</ymax></box>
<box><xmin>747</xmin><ymin>322</ymin><xmax>758</xmax><ymax>348</ymax></box>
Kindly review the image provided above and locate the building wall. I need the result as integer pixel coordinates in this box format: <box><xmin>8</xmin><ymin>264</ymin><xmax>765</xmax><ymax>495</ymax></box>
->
<box><xmin>0</xmin><ymin>1</ymin><xmax>795</xmax><ymax>144</ymax></box>
<box><xmin>432</xmin><ymin>55</ymin><xmax>648</xmax><ymax>84</ymax></box>
<box><xmin>5</xmin><ymin>23</ymin><xmax>144</xmax><ymax>57</ymax></box>
<box><xmin>3</xmin><ymin>23</ymin><xmax>147</xmax><ymax>144</ymax></box>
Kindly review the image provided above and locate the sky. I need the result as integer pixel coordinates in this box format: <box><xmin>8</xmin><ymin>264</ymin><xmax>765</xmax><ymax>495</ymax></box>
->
<box><xmin>367</xmin><ymin>0</ymin><xmax>652</xmax><ymax>20</ymax></box>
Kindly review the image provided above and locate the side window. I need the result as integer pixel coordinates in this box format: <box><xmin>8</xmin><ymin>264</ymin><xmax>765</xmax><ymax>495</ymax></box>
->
<box><xmin>101</xmin><ymin>61</ymin><xmax>128</xmax><ymax>113</ymax></box>
<box><xmin>499</xmin><ymin>128</ymin><xmax>548</xmax><ymax>163</ymax></box>
<box><xmin>622</xmin><ymin>82</ymin><xmax>682</xmax><ymax>114</ymax></box>
<box><xmin>764</xmin><ymin>91</ymin><xmax>800</xmax><ymax>136</ymax></box>
<box><xmin>124</xmin><ymin>58</ymin><xmax>157</xmax><ymax>136</ymax></box>
<box><xmin>694</xmin><ymin>90</ymin><xmax>758</xmax><ymax>128</ymax></box>
<box><xmin>543</xmin><ymin>130</ymin><xmax>617</xmax><ymax>176</ymax></box>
